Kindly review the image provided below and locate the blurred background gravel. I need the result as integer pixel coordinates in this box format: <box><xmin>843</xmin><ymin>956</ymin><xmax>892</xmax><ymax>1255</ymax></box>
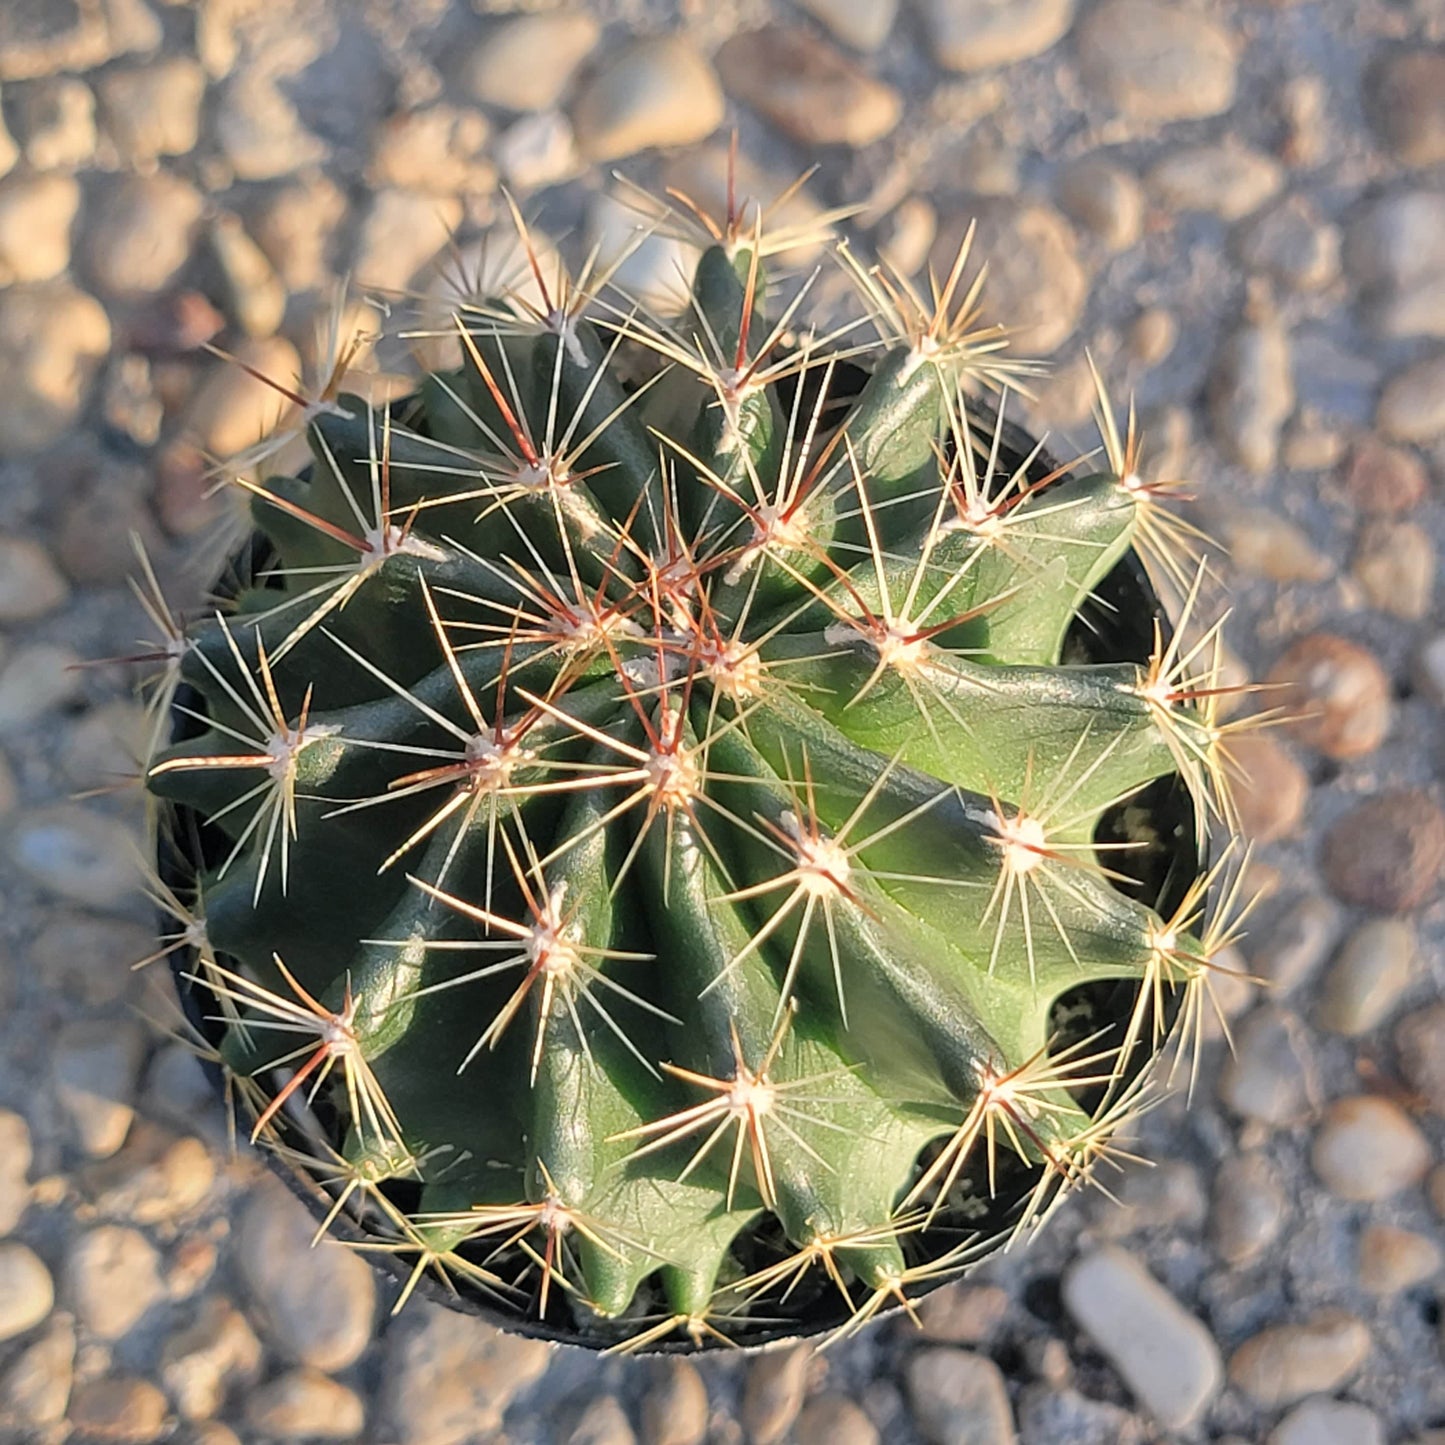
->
<box><xmin>0</xmin><ymin>0</ymin><xmax>1442</xmax><ymax>1442</ymax></box>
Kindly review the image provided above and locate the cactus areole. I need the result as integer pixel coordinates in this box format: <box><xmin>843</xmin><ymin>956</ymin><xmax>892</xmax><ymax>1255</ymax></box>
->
<box><xmin>147</xmin><ymin>196</ymin><xmax>1235</xmax><ymax>1351</ymax></box>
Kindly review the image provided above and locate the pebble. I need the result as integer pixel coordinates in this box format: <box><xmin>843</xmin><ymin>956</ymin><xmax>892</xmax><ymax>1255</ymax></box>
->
<box><xmin>14</xmin><ymin>77</ymin><xmax>96</xmax><ymax>170</ymax></box>
<box><xmin>1353</xmin><ymin>519</ymin><xmax>1435</xmax><ymax>620</ymax></box>
<box><xmin>1227</xmin><ymin>733</ymin><xmax>1309</xmax><ymax>843</ymax></box>
<box><xmin>1229</xmin><ymin>1312</ymin><xmax>1371</xmax><ymax>1408</ymax></box>
<box><xmin>0</xmin><ymin>1110</ymin><xmax>32</xmax><ymax>1237</ymax></box>
<box><xmin>1342</xmin><ymin>435</ymin><xmax>1429</xmax><ymax>514</ymax></box>
<box><xmin>1210</xmin><ymin>1151</ymin><xmax>1286</xmax><ymax>1265</ymax></box>
<box><xmin>640</xmin><ymin>1359</ymin><xmax>708</xmax><ymax>1445</ymax></box>
<box><xmin>0</xmin><ymin>1243</ymin><xmax>54</xmax><ymax>1342</ymax></box>
<box><xmin>377</xmin><ymin>1306</ymin><xmax>550</xmax><ymax>1445</ymax></box>
<box><xmin>1358</xmin><ymin>1223</ymin><xmax>1441</xmax><ymax>1295</ymax></box>
<box><xmin>795</xmin><ymin>1395</ymin><xmax>880</xmax><ymax>1445</ymax></box>
<box><xmin>67</xmin><ymin>1376</ymin><xmax>169</xmax><ymax>1445</ymax></box>
<box><xmin>0</xmin><ymin>2</ymin><xmax>115</xmax><ymax>81</ymax></box>
<box><xmin>495</xmin><ymin>111</ymin><xmax>581</xmax><ymax>192</ymax></box>
<box><xmin>1095</xmin><ymin>1159</ymin><xmax>1206</xmax><ymax>1237</ymax></box>
<box><xmin>1015</xmin><ymin>1384</ymin><xmax>1146</xmax><ymax>1445</ymax></box>
<box><xmin>1127</xmin><ymin>306</ymin><xmax>1176</xmax><ymax>365</ymax></box>
<box><xmin>1365</xmin><ymin>50</ymin><xmax>1445</xmax><ymax>168</ymax></box>
<box><xmin>215</xmin><ymin>71</ymin><xmax>328</xmax><ymax>181</ymax></box>
<box><xmin>1395</xmin><ymin>1002</ymin><xmax>1445</xmax><ymax>1116</ymax></box>
<box><xmin>905</xmin><ymin>1348</ymin><xmax>1017</xmax><ymax>1445</ymax></box>
<box><xmin>1318</xmin><ymin>918</ymin><xmax>1416</xmax><ymax>1036</ymax></box>
<box><xmin>1322</xmin><ymin>791</ymin><xmax>1445</xmax><ymax>912</ymax></box>
<box><xmin>77</xmin><ymin>1121</ymin><xmax>216</xmax><ymax>1226</ymax></box>
<box><xmin>798</xmin><ymin>0</ymin><xmax>896</xmax><ymax>52</ymax></box>
<box><xmin>459</xmin><ymin>13</ymin><xmax>599</xmax><ymax>112</ymax></box>
<box><xmin>350</xmin><ymin>188</ymin><xmax>464</xmax><ymax>294</ymax></box>
<box><xmin>1055</xmin><ymin>156</ymin><xmax>1144</xmax><ymax>252</ymax></box>
<box><xmin>0</xmin><ymin>1313</ymin><xmax>74</xmax><ymax>1430</ymax></box>
<box><xmin>0</xmin><ymin>642</ymin><xmax>84</xmax><ymax>731</ymax></box>
<box><xmin>30</xmin><ymin>911</ymin><xmax>154</xmax><ymax>1008</ymax></box>
<box><xmin>1378</xmin><ymin>355</ymin><xmax>1445</xmax><ymax>442</ymax></box>
<box><xmin>742</xmin><ymin>1343</ymin><xmax>810</xmax><ymax>1445</ymax></box>
<box><xmin>96</xmin><ymin>58</ymin><xmax>207</xmax><ymax>164</ymax></box>
<box><xmin>64</xmin><ymin>1225</ymin><xmax>163</xmax><ymax>1341</ymax></box>
<box><xmin>588</xmin><ymin>190</ymin><xmax>698</xmax><ymax>315</ymax></box>
<box><xmin>10</xmin><ymin>806</ymin><xmax>140</xmax><ymax>911</ymax></box>
<box><xmin>0</xmin><ymin>91</ymin><xmax>15</xmax><ymax>176</ymax></box>
<box><xmin>1217</xmin><ymin>1005</ymin><xmax>1314</xmax><ymax>1127</ymax></box>
<box><xmin>235</xmin><ymin>1179</ymin><xmax>376</xmax><ymax>1373</ymax></box>
<box><xmin>1432</xmin><ymin>1165</ymin><xmax>1445</xmax><ymax>1220</ymax></box>
<box><xmin>569</xmin><ymin>1394</ymin><xmax>637</xmax><ymax>1445</ymax></box>
<box><xmin>1252</xmin><ymin>895</ymin><xmax>1340</xmax><ymax>997</ymax></box>
<box><xmin>243</xmin><ymin>1368</ymin><xmax>365</xmax><ymax>1441</ymax></box>
<box><xmin>716</xmin><ymin>26</ymin><xmax>901</xmax><ymax>148</ymax></box>
<box><xmin>0</xmin><ymin>535</ymin><xmax>68</xmax><ymax>622</ymax></box>
<box><xmin>52</xmin><ymin>1017</ymin><xmax>146</xmax><ymax>1159</ymax></box>
<box><xmin>0</xmin><ymin>172</ymin><xmax>80</xmax><ymax>284</ymax></box>
<box><xmin>141</xmin><ymin>1044</ymin><xmax>220</xmax><ymax>1131</ymax></box>
<box><xmin>1076</xmin><ymin>0</ymin><xmax>1237</xmax><ymax>121</ymax></box>
<box><xmin>1219</xmin><ymin>506</ymin><xmax>1331</xmax><ymax>584</ymax></box>
<box><xmin>1283</xmin><ymin>414</ymin><xmax>1346</xmax><ymax>471</ymax></box>
<box><xmin>82</xmin><ymin>172</ymin><xmax>205</xmax><ymax>299</ymax></box>
<box><xmin>1344</xmin><ymin>190</ymin><xmax>1445</xmax><ymax>340</ymax></box>
<box><xmin>247</xmin><ymin>177</ymin><xmax>348</xmax><ymax>292</ymax></box>
<box><xmin>918</xmin><ymin>1283</ymin><xmax>1011</xmax><ymax>1344</ymax></box>
<box><xmin>931</xmin><ymin>201</ymin><xmax>1085</xmax><ymax>355</ymax></box>
<box><xmin>181</xmin><ymin>334</ymin><xmax>303</xmax><ymax>460</ymax></box>
<box><xmin>1209</xmin><ymin>314</ymin><xmax>1295</xmax><ymax>472</ymax></box>
<box><xmin>373</xmin><ymin>105</ymin><xmax>496</xmax><ymax>197</ymax></box>
<box><xmin>1267</xmin><ymin>633</ymin><xmax>1391</xmax><ymax>759</ymax></box>
<box><xmin>1418</xmin><ymin>633</ymin><xmax>1445</xmax><ymax>709</ymax></box>
<box><xmin>1235</xmin><ymin>196</ymin><xmax>1341</xmax><ymax>291</ymax></box>
<box><xmin>209</xmin><ymin>212</ymin><xmax>286</xmax><ymax>338</ymax></box>
<box><xmin>918</xmin><ymin>0</ymin><xmax>1073</xmax><ymax>72</ymax></box>
<box><xmin>571</xmin><ymin>37</ymin><xmax>724</xmax><ymax>163</ymax></box>
<box><xmin>1312</xmin><ymin>1095</ymin><xmax>1431</xmax><ymax>1201</ymax></box>
<box><xmin>159</xmin><ymin>1297</ymin><xmax>264</xmax><ymax>1422</ymax></box>
<box><xmin>1146</xmin><ymin>143</ymin><xmax>1282</xmax><ymax>221</ymax></box>
<box><xmin>0</xmin><ymin>283</ymin><xmax>110</xmax><ymax>454</ymax></box>
<box><xmin>1270</xmin><ymin>1399</ymin><xmax>1385</xmax><ymax>1445</ymax></box>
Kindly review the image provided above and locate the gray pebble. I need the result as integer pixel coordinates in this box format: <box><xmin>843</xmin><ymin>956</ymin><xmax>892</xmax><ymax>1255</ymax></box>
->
<box><xmin>1322</xmin><ymin>791</ymin><xmax>1445</xmax><ymax>913</ymax></box>
<box><xmin>247</xmin><ymin>177</ymin><xmax>348</xmax><ymax>292</ymax></box>
<box><xmin>905</xmin><ymin>1347</ymin><xmax>1017</xmax><ymax>1445</ymax></box>
<box><xmin>235</xmin><ymin>1178</ymin><xmax>376</xmax><ymax>1374</ymax></box>
<box><xmin>1236</xmin><ymin>196</ymin><xmax>1341</xmax><ymax>292</ymax></box>
<box><xmin>1378</xmin><ymin>355</ymin><xmax>1445</xmax><ymax>442</ymax></box>
<box><xmin>11</xmin><ymin>806</ymin><xmax>140</xmax><ymax>910</ymax></box>
<box><xmin>350</xmin><ymin>189</ymin><xmax>464</xmax><ymax>295</ymax></box>
<box><xmin>919</xmin><ymin>0</ymin><xmax>1074</xmax><ymax>73</ymax></box>
<box><xmin>243</xmin><ymin>1368</ymin><xmax>365</xmax><ymax>1441</ymax></box>
<box><xmin>1251</xmin><ymin>895</ymin><xmax>1341</xmax><ymax>997</ymax></box>
<box><xmin>1218</xmin><ymin>506</ymin><xmax>1332</xmax><ymax>584</ymax></box>
<box><xmin>0</xmin><ymin>1312</ymin><xmax>74</xmax><ymax>1429</ymax></box>
<box><xmin>1055</xmin><ymin>156</ymin><xmax>1143</xmax><ymax>253</ymax></box>
<box><xmin>1210</xmin><ymin>1152</ymin><xmax>1286</xmax><ymax>1266</ymax></box>
<box><xmin>1353</xmin><ymin>519</ymin><xmax>1435</xmax><ymax>619</ymax></box>
<box><xmin>0</xmin><ymin>535</ymin><xmax>67</xmax><ymax>622</ymax></box>
<box><xmin>1318</xmin><ymin>918</ymin><xmax>1415</xmax><ymax>1036</ymax></box>
<box><xmin>458</xmin><ymin>13</ymin><xmax>599</xmax><ymax>113</ymax></box>
<box><xmin>795</xmin><ymin>1394</ymin><xmax>880</xmax><ymax>1445</ymax></box>
<box><xmin>0</xmin><ymin>1243</ymin><xmax>53</xmax><ymax>1342</ymax></box>
<box><xmin>640</xmin><ymin>1359</ymin><xmax>708</xmax><ymax>1445</ymax></box>
<box><xmin>742</xmin><ymin>1343</ymin><xmax>810</xmax><ymax>1445</ymax></box>
<box><xmin>215</xmin><ymin>70</ymin><xmax>328</xmax><ymax>181</ymax></box>
<box><xmin>1365</xmin><ymin>49</ymin><xmax>1445</xmax><ymax>168</ymax></box>
<box><xmin>1062</xmin><ymin>1246</ymin><xmax>1221</xmax><ymax>1429</ymax></box>
<box><xmin>1015</xmin><ymin>1384</ymin><xmax>1147</xmax><ymax>1445</ymax></box>
<box><xmin>1269</xmin><ymin>1398</ymin><xmax>1384</xmax><ymax>1445</ymax></box>
<box><xmin>495</xmin><ymin>111</ymin><xmax>580</xmax><ymax>192</ymax></box>
<box><xmin>209</xmin><ymin>212</ymin><xmax>286</xmax><ymax>339</ymax></box>
<box><xmin>1312</xmin><ymin>1095</ymin><xmax>1431</xmax><ymax>1201</ymax></box>
<box><xmin>1395</xmin><ymin>1002</ymin><xmax>1445</xmax><ymax>1116</ymax></box>
<box><xmin>0</xmin><ymin>284</ymin><xmax>110</xmax><ymax>454</ymax></box>
<box><xmin>159</xmin><ymin>1297</ymin><xmax>264</xmax><ymax>1422</ymax></box>
<box><xmin>917</xmin><ymin>1283</ymin><xmax>1011</xmax><ymax>1344</ymax></box>
<box><xmin>52</xmin><ymin>1017</ymin><xmax>145</xmax><ymax>1158</ymax></box>
<box><xmin>1217</xmin><ymin>1005</ymin><xmax>1314</xmax><ymax>1127</ymax></box>
<box><xmin>1229</xmin><ymin>1311</ymin><xmax>1371</xmax><ymax>1407</ymax></box>
<box><xmin>1345</xmin><ymin>190</ymin><xmax>1445</xmax><ymax>340</ymax></box>
<box><xmin>1094</xmin><ymin>1159</ymin><xmax>1206</xmax><ymax>1237</ymax></box>
<box><xmin>1146</xmin><ymin>143</ymin><xmax>1282</xmax><ymax>221</ymax></box>
<box><xmin>64</xmin><ymin>1225</ymin><xmax>163</xmax><ymax>1341</ymax></box>
<box><xmin>1209</xmin><ymin>313</ymin><xmax>1295</xmax><ymax>472</ymax></box>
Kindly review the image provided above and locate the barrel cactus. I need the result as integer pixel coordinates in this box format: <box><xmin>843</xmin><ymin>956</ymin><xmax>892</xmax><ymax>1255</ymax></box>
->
<box><xmin>144</xmin><ymin>182</ymin><xmax>1238</xmax><ymax>1350</ymax></box>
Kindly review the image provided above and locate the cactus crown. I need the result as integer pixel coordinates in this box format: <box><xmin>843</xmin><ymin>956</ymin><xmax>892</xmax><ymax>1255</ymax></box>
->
<box><xmin>144</xmin><ymin>178</ymin><xmax>1238</xmax><ymax>1350</ymax></box>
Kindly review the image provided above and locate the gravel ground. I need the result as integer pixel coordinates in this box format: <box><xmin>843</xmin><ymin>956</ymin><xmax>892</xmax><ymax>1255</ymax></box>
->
<box><xmin>0</xmin><ymin>1</ymin><xmax>1443</xmax><ymax>1442</ymax></box>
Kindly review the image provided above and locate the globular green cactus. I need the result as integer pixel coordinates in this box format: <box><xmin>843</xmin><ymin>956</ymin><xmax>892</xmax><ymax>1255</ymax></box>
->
<box><xmin>144</xmin><ymin>184</ymin><xmax>1243</xmax><ymax>1349</ymax></box>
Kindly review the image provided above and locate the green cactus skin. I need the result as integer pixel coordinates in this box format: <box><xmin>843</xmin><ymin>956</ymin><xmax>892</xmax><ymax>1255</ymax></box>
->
<box><xmin>145</xmin><ymin>196</ymin><xmax>1238</xmax><ymax>1350</ymax></box>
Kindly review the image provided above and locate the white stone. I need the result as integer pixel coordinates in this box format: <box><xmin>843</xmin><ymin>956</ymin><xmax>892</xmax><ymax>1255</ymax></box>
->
<box><xmin>1229</xmin><ymin>1312</ymin><xmax>1371</xmax><ymax>1408</ymax></box>
<box><xmin>1269</xmin><ymin>1399</ymin><xmax>1384</xmax><ymax>1445</ymax></box>
<box><xmin>14</xmin><ymin>77</ymin><xmax>96</xmax><ymax>170</ymax></box>
<box><xmin>0</xmin><ymin>285</ymin><xmax>110</xmax><ymax>456</ymax></box>
<box><xmin>798</xmin><ymin>0</ymin><xmax>897</xmax><ymax>52</ymax></box>
<box><xmin>906</xmin><ymin>1348</ymin><xmax>1017</xmax><ymax>1445</ymax></box>
<box><xmin>1319</xmin><ymin>918</ymin><xmax>1415</xmax><ymax>1036</ymax></box>
<box><xmin>64</xmin><ymin>1226</ymin><xmax>163</xmax><ymax>1340</ymax></box>
<box><xmin>920</xmin><ymin>0</ymin><xmax>1074</xmax><ymax>73</ymax></box>
<box><xmin>0</xmin><ymin>537</ymin><xmax>68</xmax><ymax>622</ymax></box>
<box><xmin>1378</xmin><ymin>355</ymin><xmax>1445</xmax><ymax>442</ymax></box>
<box><xmin>495</xmin><ymin>111</ymin><xmax>581</xmax><ymax>192</ymax></box>
<box><xmin>0</xmin><ymin>1244</ymin><xmax>54</xmax><ymax>1342</ymax></box>
<box><xmin>589</xmin><ymin>190</ymin><xmax>699</xmax><ymax>316</ymax></box>
<box><xmin>0</xmin><ymin>645</ymin><xmax>84</xmax><ymax>730</ymax></box>
<box><xmin>1146</xmin><ymin>143</ymin><xmax>1283</xmax><ymax>221</ymax></box>
<box><xmin>0</xmin><ymin>1110</ymin><xmax>32</xmax><ymax>1237</ymax></box>
<box><xmin>460</xmin><ymin>13</ymin><xmax>599</xmax><ymax>112</ymax></box>
<box><xmin>10</xmin><ymin>805</ymin><xmax>140</xmax><ymax>910</ymax></box>
<box><xmin>1062</xmin><ymin>1245</ymin><xmax>1222</xmax><ymax>1430</ymax></box>
<box><xmin>52</xmin><ymin>1018</ymin><xmax>146</xmax><ymax>1159</ymax></box>
<box><xmin>97</xmin><ymin>58</ymin><xmax>206</xmax><ymax>163</ymax></box>
<box><xmin>215</xmin><ymin>71</ymin><xmax>328</xmax><ymax>180</ymax></box>
<box><xmin>351</xmin><ymin>188</ymin><xmax>464</xmax><ymax>295</ymax></box>
<box><xmin>1312</xmin><ymin>1095</ymin><xmax>1431</xmax><ymax>1201</ymax></box>
<box><xmin>0</xmin><ymin>173</ymin><xmax>80</xmax><ymax>284</ymax></box>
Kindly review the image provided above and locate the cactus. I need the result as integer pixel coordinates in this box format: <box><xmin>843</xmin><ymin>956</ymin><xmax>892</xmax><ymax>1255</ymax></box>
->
<box><xmin>144</xmin><ymin>183</ymin><xmax>1242</xmax><ymax>1350</ymax></box>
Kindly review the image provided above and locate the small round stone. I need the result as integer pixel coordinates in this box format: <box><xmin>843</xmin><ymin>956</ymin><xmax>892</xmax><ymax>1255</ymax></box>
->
<box><xmin>917</xmin><ymin>1283</ymin><xmax>1011</xmax><ymax>1344</ymax></box>
<box><xmin>1378</xmin><ymin>355</ymin><xmax>1445</xmax><ymax>442</ymax></box>
<box><xmin>0</xmin><ymin>644</ymin><xmax>84</xmax><ymax>732</ymax></box>
<box><xmin>209</xmin><ymin>212</ymin><xmax>285</xmax><ymax>338</ymax></box>
<box><xmin>1217</xmin><ymin>1005</ymin><xmax>1314</xmax><ymax>1127</ymax></box>
<box><xmin>1267</xmin><ymin>633</ymin><xmax>1391</xmax><ymax>759</ymax></box>
<box><xmin>1395</xmin><ymin>1002</ymin><xmax>1445</xmax><ymax>1116</ymax></box>
<box><xmin>53</xmin><ymin>1016</ymin><xmax>146</xmax><ymax>1159</ymax></box>
<box><xmin>1345</xmin><ymin>190</ymin><xmax>1445</xmax><ymax>340</ymax></box>
<box><xmin>1055</xmin><ymin>156</ymin><xmax>1144</xmax><ymax>252</ymax></box>
<box><xmin>568</xmin><ymin>1395</ymin><xmax>636</xmax><ymax>1445</ymax></box>
<box><xmin>10</xmin><ymin>806</ymin><xmax>140</xmax><ymax>911</ymax></box>
<box><xmin>459</xmin><ymin>13</ymin><xmax>599</xmax><ymax>113</ymax></box>
<box><xmin>1318</xmin><ymin>918</ymin><xmax>1416</xmax><ymax>1036</ymax></box>
<box><xmin>350</xmin><ymin>189</ymin><xmax>464</xmax><ymax>295</ymax></box>
<box><xmin>64</xmin><ymin>1226</ymin><xmax>163</xmax><ymax>1341</ymax></box>
<box><xmin>96</xmin><ymin>58</ymin><xmax>207</xmax><ymax>164</ymax></box>
<box><xmin>1365</xmin><ymin>49</ymin><xmax>1445</xmax><ymax>167</ymax></box>
<box><xmin>247</xmin><ymin>177</ymin><xmax>348</xmax><ymax>292</ymax></box>
<box><xmin>918</xmin><ymin>0</ymin><xmax>1074</xmax><ymax>72</ymax></box>
<box><xmin>906</xmin><ymin>1348</ymin><xmax>1017</xmax><ymax>1445</ymax></box>
<box><xmin>215</xmin><ymin>72</ymin><xmax>328</xmax><ymax>181</ymax></box>
<box><xmin>1077</xmin><ymin>0</ymin><xmax>1237</xmax><ymax>121</ymax></box>
<box><xmin>796</xmin><ymin>1394</ymin><xmax>879</xmax><ymax>1445</ymax></box>
<box><xmin>1353</xmin><ymin>519</ymin><xmax>1434</xmax><ymax>620</ymax></box>
<box><xmin>0</xmin><ymin>283</ymin><xmax>110</xmax><ymax>455</ymax></box>
<box><xmin>0</xmin><ymin>1243</ymin><xmax>53</xmax><ymax>1342</ymax></box>
<box><xmin>1322</xmin><ymin>791</ymin><xmax>1445</xmax><ymax>913</ymax></box>
<box><xmin>0</xmin><ymin>535</ymin><xmax>67</xmax><ymax>622</ymax></box>
<box><xmin>77</xmin><ymin>1122</ymin><xmax>216</xmax><ymax>1227</ymax></box>
<box><xmin>640</xmin><ymin>1359</ymin><xmax>708</xmax><ymax>1445</ymax></box>
<box><xmin>1062</xmin><ymin>1247</ymin><xmax>1222</xmax><ymax>1429</ymax></box>
<box><xmin>1235</xmin><ymin>196</ymin><xmax>1341</xmax><ymax>292</ymax></box>
<box><xmin>1227</xmin><ymin>734</ymin><xmax>1308</xmax><ymax>844</ymax></box>
<box><xmin>159</xmin><ymin>1297</ymin><xmax>264</xmax><ymax>1422</ymax></box>
<box><xmin>1210</xmin><ymin>1152</ymin><xmax>1286</xmax><ymax>1266</ymax></box>
<box><xmin>13</xmin><ymin>76</ymin><xmax>95</xmax><ymax>170</ymax></box>
<box><xmin>1269</xmin><ymin>1398</ymin><xmax>1384</xmax><ymax>1445</ymax></box>
<box><xmin>0</xmin><ymin>1109</ymin><xmax>32</xmax><ymax>1237</ymax></box>
<box><xmin>1358</xmin><ymin>1224</ymin><xmax>1441</xmax><ymax>1295</ymax></box>
<box><xmin>742</xmin><ymin>1343</ymin><xmax>810</xmax><ymax>1445</ymax></box>
<box><xmin>715</xmin><ymin>26</ymin><xmax>901</xmax><ymax>148</ymax></box>
<box><xmin>181</xmin><ymin>335</ymin><xmax>303</xmax><ymax>462</ymax></box>
<box><xmin>67</xmin><ymin>1376</ymin><xmax>169</xmax><ymax>1445</ymax></box>
<box><xmin>82</xmin><ymin>172</ymin><xmax>205</xmax><ymax>299</ymax></box>
<box><xmin>1342</xmin><ymin>436</ymin><xmax>1430</xmax><ymax>515</ymax></box>
<box><xmin>1228</xmin><ymin>1311</ymin><xmax>1371</xmax><ymax>1408</ymax></box>
<box><xmin>1252</xmin><ymin>895</ymin><xmax>1340</xmax><ymax>997</ymax></box>
<box><xmin>0</xmin><ymin>173</ymin><xmax>81</xmax><ymax>284</ymax></box>
<box><xmin>1209</xmin><ymin>315</ymin><xmax>1295</xmax><ymax>473</ymax></box>
<box><xmin>242</xmin><ymin>1369</ymin><xmax>365</xmax><ymax>1441</ymax></box>
<box><xmin>1312</xmin><ymin>1095</ymin><xmax>1431</xmax><ymax>1201</ymax></box>
<box><xmin>1219</xmin><ymin>506</ymin><xmax>1332</xmax><ymax>584</ymax></box>
<box><xmin>571</xmin><ymin>37</ymin><xmax>724</xmax><ymax>163</ymax></box>
<box><xmin>1146</xmin><ymin>143</ymin><xmax>1283</xmax><ymax>221</ymax></box>
<box><xmin>797</xmin><ymin>0</ymin><xmax>896</xmax><ymax>52</ymax></box>
<box><xmin>0</xmin><ymin>1313</ymin><xmax>74</xmax><ymax>1430</ymax></box>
